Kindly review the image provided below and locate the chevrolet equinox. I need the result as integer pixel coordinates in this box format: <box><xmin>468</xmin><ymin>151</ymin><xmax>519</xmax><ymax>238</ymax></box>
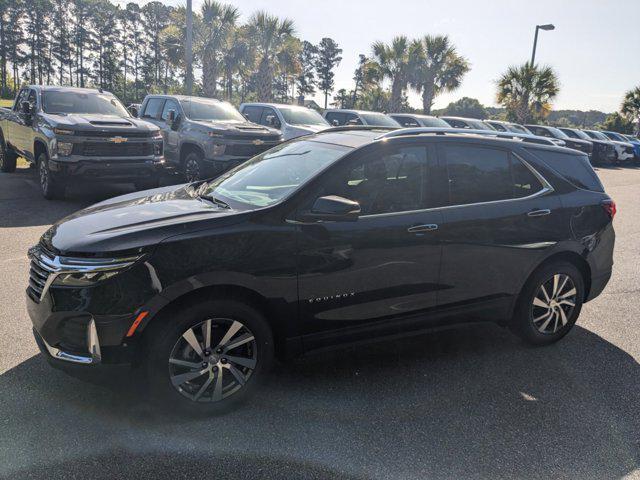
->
<box><xmin>27</xmin><ymin>126</ymin><xmax>615</xmax><ymax>413</ymax></box>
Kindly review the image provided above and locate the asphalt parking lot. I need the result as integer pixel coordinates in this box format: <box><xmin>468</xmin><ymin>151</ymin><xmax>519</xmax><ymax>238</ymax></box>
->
<box><xmin>0</xmin><ymin>164</ymin><xmax>638</xmax><ymax>480</ymax></box>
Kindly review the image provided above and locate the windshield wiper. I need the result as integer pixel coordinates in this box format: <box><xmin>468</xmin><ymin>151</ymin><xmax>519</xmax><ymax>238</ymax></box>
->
<box><xmin>199</xmin><ymin>194</ymin><xmax>230</xmax><ymax>209</ymax></box>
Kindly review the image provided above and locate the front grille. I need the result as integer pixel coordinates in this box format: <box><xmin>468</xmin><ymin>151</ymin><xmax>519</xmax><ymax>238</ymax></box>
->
<box><xmin>28</xmin><ymin>247</ymin><xmax>57</xmax><ymax>302</ymax></box>
<box><xmin>73</xmin><ymin>142</ymin><xmax>154</xmax><ymax>157</ymax></box>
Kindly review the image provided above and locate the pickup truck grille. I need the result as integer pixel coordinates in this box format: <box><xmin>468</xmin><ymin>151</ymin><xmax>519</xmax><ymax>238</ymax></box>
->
<box><xmin>73</xmin><ymin>142</ymin><xmax>154</xmax><ymax>157</ymax></box>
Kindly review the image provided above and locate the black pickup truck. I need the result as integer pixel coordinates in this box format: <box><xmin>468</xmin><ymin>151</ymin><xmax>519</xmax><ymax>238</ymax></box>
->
<box><xmin>0</xmin><ymin>86</ymin><xmax>164</xmax><ymax>199</ymax></box>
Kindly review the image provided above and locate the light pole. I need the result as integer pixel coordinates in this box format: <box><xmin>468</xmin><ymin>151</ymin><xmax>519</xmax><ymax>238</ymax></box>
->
<box><xmin>531</xmin><ymin>24</ymin><xmax>555</xmax><ymax>66</ymax></box>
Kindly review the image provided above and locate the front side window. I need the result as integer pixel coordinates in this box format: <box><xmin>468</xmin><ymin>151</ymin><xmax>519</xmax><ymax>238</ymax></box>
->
<box><xmin>242</xmin><ymin>106</ymin><xmax>263</xmax><ymax>124</ymax></box>
<box><xmin>42</xmin><ymin>91</ymin><xmax>129</xmax><ymax>116</ymax></box>
<box><xmin>313</xmin><ymin>145</ymin><xmax>430</xmax><ymax>215</ymax></box>
<box><xmin>142</xmin><ymin>98</ymin><xmax>164</xmax><ymax>119</ymax></box>
<box><xmin>489</xmin><ymin>122</ymin><xmax>507</xmax><ymax>132</ymax></box>
<box><xmin>443</xmin><ymin>144</ymin><xmax>544</xmax><ymax>206</ymax></box>
<box><xmin>344</xmin><ymin>113</ymin><xmax>363</xmax><ymax>125</ymax></box>
<box><xmin>161</xmin><ymin>99</ymin><xmax>180</xmax><ymax>121</ymax></box>
<box><xmin>202</xmin><ymin>140</ymin><xmax>351</xmax><ymax>208</ymax></box>
<box><xmin>14</xmin><ymin>89</ymin><xmax>28</xmax><ymax>111</ymax></box>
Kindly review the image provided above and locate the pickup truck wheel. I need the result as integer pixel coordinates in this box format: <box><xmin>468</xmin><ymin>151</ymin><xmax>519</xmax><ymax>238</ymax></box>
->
<box><xmin>0</xmin><ymin>137</ymin><xmax>17</xmax><ymax>173</ymax></box>
<box><xmin>38</xmin><ymin>153</ymin><xmax>66</xmax><ymax>200</ymax></box>
<box><xmin>183</xmin><ymin>151</ymin><xmax>203</xmax><ymax>183</ymax></box>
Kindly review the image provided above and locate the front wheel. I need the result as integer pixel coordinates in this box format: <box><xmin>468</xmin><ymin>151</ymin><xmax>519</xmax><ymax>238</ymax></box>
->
<box><xmin>511</xmin><ymin>262</ymin><xmax>584</xmax><ymax>345</ymax></box>
<box><xmin>38</xmin><ymin>153</ymin><xmax>66</xmax><ymax>200</ymax></box>
<box><xmin>182</xmin><ymin>151</ymin><xmax>204</xmax><ymax>183</ymax></box>
<box><xmin>144</xmin><ymin>299</ymin><xmax>274</xmax><ymax>414</ymax></box>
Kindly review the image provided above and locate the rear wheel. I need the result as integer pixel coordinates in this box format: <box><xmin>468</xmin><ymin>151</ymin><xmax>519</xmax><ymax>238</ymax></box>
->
<box><xmin>38</xmin><ymin>152</ymin><xmax>66</xmax><ymax>200</ymax></box>
<box><xmin>144</xmin><ymin>299</ymin><xmax>274</xmax><ymax>414</ymax></box>
<box><xmin>511</xmin><ymin>262</ymin><xmax>584</xmax><ymax>345</ymax></box>
<box><xmin>0</xmin><ymin>136</ymin><xmax>17</xmax><ymax>173</ymax></box>
<box><xmin>183</xmin><ymin>151</ymin><xmax>203</xmax><ymax>183</ymax></box>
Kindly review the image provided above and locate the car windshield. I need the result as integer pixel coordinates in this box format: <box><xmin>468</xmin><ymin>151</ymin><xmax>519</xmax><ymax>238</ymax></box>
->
<box><xmin>624</xmin><ymin>135</ymin><xmax>639</xmax><ymax>142</ymax></box>
<box><xmin>547</xmin><ymin>126</ymin><xmax>570</xmax><ymax>139</ymax></box>
<box><xmin>584</xmin><ymin>130</ymin><xmax>607</xmax><ymax>141</ymax></box>
<box><xmin>279</xmin><ymin>107</ymin><xmax>328</xmax><ymax>126</ymax></box>
<box><xmin>507</xmin><ymin>124</ymin><xmax>532</xmax><ymax>134</ymax></box>
<box><xmin>604</xmin><ymin>131</ymin><xmax>626</xmax><ymax>142</ymax></box>
<box><xmin>182</xmin><ymin>98</ymin><xmax>245</xmax><ymax>122</ymax></box>
<box><xmin>42</xmin><ymin>91</ymin><xmax>129</xmax><ymax>116</ymax></box>
<box><xmin>420</xmin><ymin>117</ymin><xmax>450</xmax><ymax>128</ymax></box>
<box><xmin>359</xmin><ymin>113</ymin><xmax>401</xmax><ymax>127</ymax></box>
<box><xmin>202</xmin><ymin>140</ymin><xmax>350</xmax><ymax>208</ymax></box>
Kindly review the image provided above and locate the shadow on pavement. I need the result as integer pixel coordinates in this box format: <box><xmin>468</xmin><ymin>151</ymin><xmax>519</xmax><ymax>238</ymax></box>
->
<box><xmin>1</xmin><ymin>324</ymin><xmax>638</xmax><ymax>479</ymax></box>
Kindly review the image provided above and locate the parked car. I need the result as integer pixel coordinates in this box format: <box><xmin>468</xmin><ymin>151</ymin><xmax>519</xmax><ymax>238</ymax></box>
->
<box><xmin>583</xmin><ymin>130</ymin><xmax>634</xmax><ymax>163</ymax></box>
<box><xmin>28</xmin><ymin>126</ymin><xmax>614</xmax><ymax>413</ymax></box>
<box><xmin>139</xmin><ymin>95</ymin><xmax>282</xmax><ymax>182</ymax></box>
<box><xmin>525</xmin><ymin>125</ymin><xmax>593</xmax><ymax>157</ymax></box>
<box><xmin>621</xmin><ymin>134</ymin><xmax>640</xmax><ymax>161</ymax></box>
<box><xmin>485</xmin><ymin>120</ymin><xmax>533</xmax><ymax>135</ymax></box>
<box><xmin>239</xmin><ymin>103</ymin><xmax>329</xmax><ymax>140</ymax></box>
<box><xmin>0</xmin><ymin>86</ymin><xmax>164</xmax><ymax>199</ymax></box>
<box><xmin>558</xmin><ymin>127</ymin><xmax>616</xmax><ymax>164</ymax></box>
<box><xmin>440</xmin><ymin>116</ymin><xmax>497</xmax><ymax>131</ymax></box>
<box><xmin>323</xmin><ymin>109</ymin><xmax>401</xmax><ymax>127</ymax></box>
<box><xmin>389</xmin><ymin>113</ymin><xmax>450</xmax><ymax>128</ymax></box>
<box><xmin>600</xmin><ymin>130</ymin><xmax>636</xmax><ymax>163</ymax></box>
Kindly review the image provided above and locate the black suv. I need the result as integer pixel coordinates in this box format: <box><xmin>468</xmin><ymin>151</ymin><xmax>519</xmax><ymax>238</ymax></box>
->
<box><xmin>27</xmin><ymin>126</ymin><xmax>615</xmax><ymax>413</ymax></box>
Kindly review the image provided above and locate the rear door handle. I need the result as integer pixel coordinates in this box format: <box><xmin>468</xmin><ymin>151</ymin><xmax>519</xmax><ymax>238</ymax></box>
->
<box><xmin>407</xmin><ymin>224</ymin><xmax>438</xmax><ymax>233</ymax></box>
<box><xmin>527</xmin><ymin>209</ymin><xmax>551</xmax><ymax>217</ymax></box>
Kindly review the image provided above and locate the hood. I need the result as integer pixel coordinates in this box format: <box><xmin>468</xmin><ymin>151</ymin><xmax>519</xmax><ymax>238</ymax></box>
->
<box><xmin>47</xmin><ymin>114</ymin><xmax>159</xmax><ymax>133</ymax></box>
<box><xmin>191</xmin><ymin>119</ymin><xmax>280</xmax><ymax>137</ymax></box>
<box><xmin>41</xmin><ymin>184</ymin><xmax>248</xmax><ymax>255</ymax></box>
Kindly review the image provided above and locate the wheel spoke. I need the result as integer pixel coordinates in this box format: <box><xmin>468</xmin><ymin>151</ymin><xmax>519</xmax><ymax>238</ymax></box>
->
<box><xmin>182</xmin><ymin>328</ymin><xmax>203</xmax><ymax>358</ymax></box>
<box><xmin>556</xmin><ymin>275</ymin><xmax>569</xmax><ymax>298</ymax></box>
<box><xmin>225</xmin><ymin>354</ymin><xmax>256</xmax><ymax>370</ymax></box>
<box><xmin>558</xmin><ymin>287</ymin><xmax>577</xmax><ymax>300</ymax></box>
<box><xmin>216</xmin><ymin>320</ymin><xmax>243</xmax><ymax>349</ymax></box>
<box><xmin>212</xmin><ymin>368</ymin><xmax>224</xmax><ymax>401</ymax></box>
<box><xmin>171</xmin><ymin>368</ymin><xmax>208</xmax><ymax>387</ymax></box>
<box><xmin>551</xmin><ymin>274</ymin><xmax>560</xmax><ymax>297</ymax></box>
<box><xmin>539</xmin><ymin>311</ymin><xmax>553</xmax><ymax>332</ymax></box>
<box><xmin>558</xmin><ymin>299</ymin><xmax>575</xmax><ymax>307</ymax></box>
<box><xmin>558</xmin><ymin>307</ymin><xmax>569</xmax><ymax>326</ymax></box>
<box><xmin>533</xmin><ymin>296</ymin><xmax>549</xmax><ymax>309</ymax></box>
<box><xmin>540</xmin><ymin>285</ymin><xmax>551</xmax><ymax>303</ymax></box>
<box><xmin>202</xmin><ymin>319</ymin><xmax>212</xmax><ymax>350</ymax></box>
<box><xmin>224</xmin><ymin>333</ymin><xmax>255</xmax><ymax>351</ymax></box>
<box><xmin>193</xmin><ymin>372</ymin><xmax>214</xmax><ymax>401</ymax></box>
<box><xmin>227</xmin><ymin>363</ymin><xmax>247</xmax><ymax>386</ymax></box>
<box><xmin>552</xmin><ymin>310</ymin><xmax>559</xmax><ymax>332</ymax></box>
<box><xmin>169</xmin><ymin>358</ymin><xmax>202</xmax><ymax>369</ymax></box>
<box><xmin>533</xmin><ymin>311</ymin><xmax>550</xmax><ymax>323</ymax></box>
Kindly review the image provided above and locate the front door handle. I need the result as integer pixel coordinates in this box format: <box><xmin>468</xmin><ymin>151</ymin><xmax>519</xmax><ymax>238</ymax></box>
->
<box><xmin>527</xmin><ymin>209</ymin><xmax>551</xmax><ymax>217</ymax></box>
<box><xmin>407</xmin><ymin>224</ymin><xmax>438</xmax><ymax>233</ymax></box>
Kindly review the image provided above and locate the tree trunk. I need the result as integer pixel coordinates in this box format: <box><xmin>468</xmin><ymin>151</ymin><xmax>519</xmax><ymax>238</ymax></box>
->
<box><xmin>421</xmin><ymin>80</ymin><xmax>435</xmax><ymax>114</ymax></box>
<box><xmin>256</xmin><ymin>57</ymin><xmax>273</xmax><ymax>102</ymax></box>
<box><xmin>202</xmin><ymin>54</ymin><xmax>218</xmax><ymax>98</ymax></box>
<box><xmin>390</xmin><ymin>76</ymin><xmax>404</xmax><ymax>113</ymax></box>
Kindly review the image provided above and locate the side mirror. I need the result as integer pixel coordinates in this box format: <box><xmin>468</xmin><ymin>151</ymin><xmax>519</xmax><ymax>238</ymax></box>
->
<box><xmin>302</xmin><ymin>195</ymin><xmax>360</xmax><ymax>222</ymax></box>
<box><xmin>331</xmin><ymin>119</ymin><xmax>339</xmax><ymax>126</ymax></box>
<box><xmin>266</xmin><ymin>115</ymin><xmax>281</xmax><ymax>128</ymax></box>
<box><xmin>167</xmin><ymin>109</ymin><xmax>176</xmax><ymax>123</ymax></box>
<box><xmin>21</xmin><ymin>101</ymin><xmax>31</xmax><ymax>115</ymax></box>
<box><xmin>128</xmin><ymin>105</ymin><xmax>139</xmax><ymax>117</ymax></box>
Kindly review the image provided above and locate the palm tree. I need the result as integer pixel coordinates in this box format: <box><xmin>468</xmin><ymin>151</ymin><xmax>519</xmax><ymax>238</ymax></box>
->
<box><xmin>248</xmin><ymin>11</ymin><xmax>295</xmax><ymax>102</ymax></box>
<box><xmin>221</xmin><ymin>26</ymin><xmax>255</xmax><ymax>101</ymax></box>
<box><xmin>621</xmin><ymin>86</ymin><xmax>640</xmax><ymax>134</ymax></box>
<box><xmin>410</xmin><ymin>35</ymin><xmax>469</xmax><ymax>114</ymax></box>
<box><xmin>196</xmin><ymin>0</ymin><xmax>239</xmax><ymax>98</ymax></box>
<box><xmin>496</xmin><ymin>63</ymin><xmax>560</xmax><ymax>124</ymax></box>
<box><xmin>371</xmin><ymin>36</ymin><xmax>415</xmax><ymax>112</ymax></box>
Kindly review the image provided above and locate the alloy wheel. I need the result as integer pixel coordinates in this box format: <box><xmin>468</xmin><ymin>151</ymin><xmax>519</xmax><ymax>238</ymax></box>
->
<box><xmin>168</xmin><ymin>318</ymin><xmax>257</xmax><ymax>402</ymax></box>
<box><xmin>184</xmin><ymin>158</ymin><xmax>201</xmax><ymax>183</ymax></box>
<box><xmin>531</xmin><ymin>273</ymin><xmax>577</xmax><ymax>334</ymax></box>
<box><xmin>39</xmin><ymin>159</ymin><xmax>49</xmax><ymax>192</ymax></box>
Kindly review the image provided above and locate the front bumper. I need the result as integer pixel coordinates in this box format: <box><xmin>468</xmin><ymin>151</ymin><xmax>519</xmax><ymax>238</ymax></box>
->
<box><xmin>49</xmin><ymin>156</ymin><xmax>166</xmax><ymax>181</ymax></box>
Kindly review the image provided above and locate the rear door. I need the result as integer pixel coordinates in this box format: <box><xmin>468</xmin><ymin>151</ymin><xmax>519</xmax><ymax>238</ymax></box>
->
<box><xmin>435</xmin><ymin>141</ymin><xmax>561</xmax><ymax>320</ymax></box>
<box><xmin>296</xmin><ymin>141</ymin><xmax>444</xmax><ymax>348</ymax></box>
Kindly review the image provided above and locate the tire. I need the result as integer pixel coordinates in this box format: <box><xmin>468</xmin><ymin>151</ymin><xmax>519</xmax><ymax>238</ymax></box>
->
<box><xmin>134</xmin><ymin>178</ymin><xmax>159</xmax><ymax>191</ymax></box>
<box><xmin>144</xmin><ymin>299</ymin><xmax>274</xmax><ymax>415</ymax></box>
<box><xmin>0</xmin><ymin>135</ymin><xmax>17</xmax><ymax>173</ymax></box>
<box><xmin>38</xmin><ymin>152</ymin><xmax>66</xmax><ymax>200</ymax></box>
<box><xmin>182</xmin><ymin>151</ymin><xmax>204</xmax><ymax>183</ymax></box>
<box><xmin>510</xmin><ymin>261</ymin><xmax>584</xmax><ymax>346</ymax></box>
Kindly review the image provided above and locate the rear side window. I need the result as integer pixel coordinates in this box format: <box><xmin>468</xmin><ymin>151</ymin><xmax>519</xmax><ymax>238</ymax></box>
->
<box><xmin>526</xmin><ymin>149</ymin><xmax>604</xmax><ymax>192</ymax></box>
<box><xmin>443</xmin><ymin>145</ymin><xmax>544</xmax><ymax>205</ymax></box>
<box><xmin>142</xmin><ymin>98</ymin><xmax>164</xmax><ymax>119</ymax></box>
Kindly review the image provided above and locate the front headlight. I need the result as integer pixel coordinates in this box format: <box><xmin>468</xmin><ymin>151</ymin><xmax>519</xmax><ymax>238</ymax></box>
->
<box><xmin>54</xmin><ymin>270</ymin><xmax>121</xmax><ymax>287</ymax></box>
<box><xmin>212</xmin><ymin>143</ymin><xmax>226</xmax><ymax>156</ymax></box>
<box><xmin>54</xmin><ymin>128</ymin><xmax>74</xmax><ymax>136</ymax></box>
<box><xmin>50</xmin><ymin>255</ymin><xmax>142</xmax><ymax>287</ymax></box>
<box><xmin>154</xmin><ymin>141</ymin><xmax>163</xmax><ymax>156</ymax></box>
<box><xmin>57</xmin><ymin>141</ymin><xmax>74</xmax><ymax>156</ymax></box>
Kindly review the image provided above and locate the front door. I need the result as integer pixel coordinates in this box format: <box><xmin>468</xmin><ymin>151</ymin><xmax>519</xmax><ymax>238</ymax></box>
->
<box><xmin>296</xmin><ymin>142</ymin><xmax>443</xmax><ymax>348</ymax></box>
<box><xmin>159</xmin><ymin>99</ymin><xmax>181</xmax><ymax>163</ymax></box>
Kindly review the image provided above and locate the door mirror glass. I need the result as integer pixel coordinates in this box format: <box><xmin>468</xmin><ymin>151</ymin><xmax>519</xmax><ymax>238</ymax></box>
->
<box><xmin>167</xmin><ymin>109</ymin><xmax>176</xmax><ymax>123</ymax></box>
<box><xmin>304</xmin><ymin>195</ymin><xmax>361</xmax><ymax>222</ymax></box>
<box><xmin>128</xmin><ymin>105</ymin><xmax>139</xmax><ymax>117</ymax></box>
<box><xmin>21</xmin><ymin>101</ymin><xmax>31</xmax><ymax>115</ymax></box>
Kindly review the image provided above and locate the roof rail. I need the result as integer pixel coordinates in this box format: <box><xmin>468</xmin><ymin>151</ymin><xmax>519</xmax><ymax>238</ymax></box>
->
<box><xmin>375</xmin><ymin>127</ymin><xmax>555</xmax><ymax>146</ymax></box>
<box><xmin>321</xmin><ymin>125</ymin><xmax>399</xmax><ymax>134</ymax></box>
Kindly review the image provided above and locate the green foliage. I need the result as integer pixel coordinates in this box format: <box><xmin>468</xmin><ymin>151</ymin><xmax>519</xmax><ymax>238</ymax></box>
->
<box><xmin>621</xmin><ymin>86</ymin><xmax>640</xmax><ymax>134</ymax></box>
<box><xmin>315</xmin><ymin>37</ymin><xmax>342</xmax><ymax>109</ymax></box>
<box><xmin>441</xmin><ymin>97</ymin><xmax>486</xmax><ymax>119</ymax></box>
<box><xmin>600</xmin><ymin>112</ymin><xmax>634</xmax><ymax>134</ymax></box>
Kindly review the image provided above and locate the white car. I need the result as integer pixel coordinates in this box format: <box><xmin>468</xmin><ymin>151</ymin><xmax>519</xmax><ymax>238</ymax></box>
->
<box><xmin>239</xmin><ymin>103</ymin><xmax>330</xmax><ymax>141</ymax></box>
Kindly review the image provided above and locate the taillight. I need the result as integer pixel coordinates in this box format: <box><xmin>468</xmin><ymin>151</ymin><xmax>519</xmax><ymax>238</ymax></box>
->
<box><xmin>602</xmin><ymin>199</ymin><xmax>616</xmax><ymax>219</ymax></box>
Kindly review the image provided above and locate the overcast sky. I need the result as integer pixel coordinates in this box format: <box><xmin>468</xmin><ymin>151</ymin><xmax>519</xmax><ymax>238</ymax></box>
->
<box><xmin>116</xmin><ymin>0</ymin><xmax>640</xmax><ymax>113</ymax></box>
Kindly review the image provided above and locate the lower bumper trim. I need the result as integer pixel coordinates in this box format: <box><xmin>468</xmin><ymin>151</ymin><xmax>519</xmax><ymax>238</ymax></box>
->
<box><xmin>34</xmin><ymin>318</ymin><xmax>102</xmax><ymax>365</ymax></box>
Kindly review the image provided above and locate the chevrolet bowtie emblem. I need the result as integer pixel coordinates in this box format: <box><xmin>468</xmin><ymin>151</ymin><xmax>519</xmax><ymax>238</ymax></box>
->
<box><xmin>109</xmin><ymin>136</ymin><xmax>128</xmax><ymax>143</ymax></box>
<box><xmin>252</xmin><ymin>139</ymin><xmax>264</xmax><ymax>146</ymax></box>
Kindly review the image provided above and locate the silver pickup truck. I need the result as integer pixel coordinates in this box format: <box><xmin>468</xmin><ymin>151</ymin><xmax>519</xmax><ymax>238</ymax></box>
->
<box><xmin>0</xmin><ymin>86</ymin><xmax>164</xmax><ymax>199</ymax></box>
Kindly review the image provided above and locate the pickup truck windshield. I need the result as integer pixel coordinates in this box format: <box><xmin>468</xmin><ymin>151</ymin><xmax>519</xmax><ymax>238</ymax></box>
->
<box><xmin>203</xmin><ymin>140</ymin><xmax>350</xmax><ymax>208</ymax></box>
<box><xmin>279</xmin><ymin>107</ymin><xmax>328</xmax><ymax>126</ymax></box>
<box><xmin>182</xmin><ymin>99</ymin><xmax>245</xmax><ymax>122</ymax></box>
<box><xmin>359</xmin><ymin>113</ymin><xmax>400</xmax><ymax>127</ymax></box>
<box><xmin>42</xmin><ymin>91</ymin><xmax>129</xmax><ymax>116</ymax></box>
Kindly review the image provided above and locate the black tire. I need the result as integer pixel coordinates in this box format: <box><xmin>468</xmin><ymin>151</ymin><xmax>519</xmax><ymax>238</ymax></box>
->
<box><xmin>134</xmin><ymin>178</ymin><xmax>160</xmax><ymax>191</ymax></box>
<box><xmin>38</xmin><ymin>152</ymin><xmax>66</xmax><ymax>200</ymax></box>
<box><xmin>0</xmin><ymin>135</ymin><xmax>17</xmax><ymax>173</ymax></box>
<box><xmin>510</xmin><ymin>261</ymin><xmax>584</xmax><ymax>346</ymax></box>
<box><xmin>182</xmin><ymin>151</ymin><xmax>204</xmax><ymax>183</ymax></box>
<box><xmin>144</xmin><ymin>299</ymin><xmax>274</xmax><ymax>415</ymax></box>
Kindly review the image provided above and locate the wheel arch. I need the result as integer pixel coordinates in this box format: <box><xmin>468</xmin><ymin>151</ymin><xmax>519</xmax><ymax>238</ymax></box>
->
<box><xmin>33</xmin><ymin>138</ymin><xmax>48</xmax><ymax>162</ymax></box>
<box><xmin>524</xmin><ymin>251</ymin><xmax>592</xmax><ymax>302</ymax></box>
<box><xmin>179</xmin><ymin>142</ymin><xmax>205</xmax><ymax>165</ymax></box>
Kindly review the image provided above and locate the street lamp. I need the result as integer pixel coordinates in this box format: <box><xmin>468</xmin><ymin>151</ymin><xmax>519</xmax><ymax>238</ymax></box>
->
<box><xmin>531</xmin><ymin>24</ymin><xmax>555</xmax><ymax>66</ymax></box>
